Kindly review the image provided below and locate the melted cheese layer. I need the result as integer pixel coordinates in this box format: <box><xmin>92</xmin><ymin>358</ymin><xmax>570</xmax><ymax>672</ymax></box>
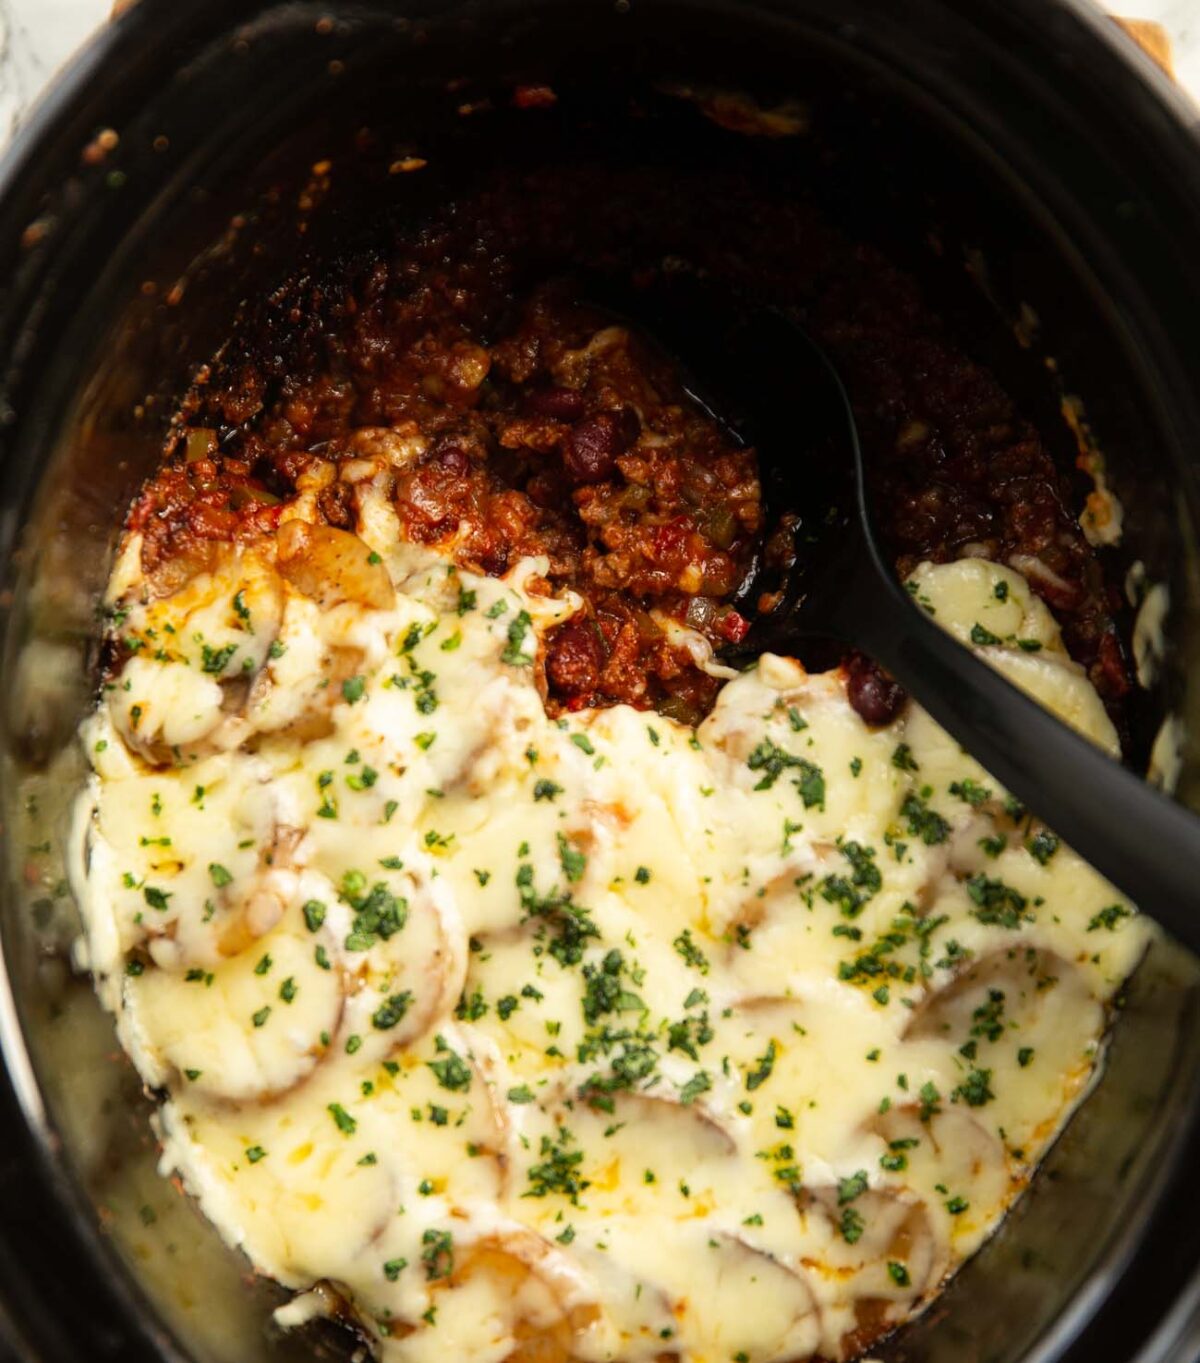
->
<box><xmin>73</xmin><ymin>484</ymin><xmax>1149</xmax><ymax>1363</ymax></box>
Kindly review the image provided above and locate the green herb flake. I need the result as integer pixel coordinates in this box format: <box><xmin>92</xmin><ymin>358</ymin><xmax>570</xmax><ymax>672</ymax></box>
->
<box><xmin>327</xmin><ymin>1103</ymin><xmax>357</xmax><ymax>1136</ymax></box>
<box><xmin>421</xmin><ymin>1228</ymin><xmax>453</xmax><ymax>1281</ymax></box>
<box><xmin>1088</xmin><ymin>903</ymin><xmax>1131</xmax><ymax>932</ymax></box>
<box><xmin>891</xmin><ymin>743</ymin><xmax>919</xmax><ymax>772</ymax></box>
<box><xmin>557</xmin><ymin>833</ymin><xmax>587</xmax><ymax>884</ymax></box>
<box><xmin>970</xmin><ymin>623</ymin><xmax>1002</xmax><ymax>646</ymax></box>
<box><xmin>745</xmin><ymin>1040</ymin><xmax>777</xmax><ymax>1091</ymax></box>
<box><xmin>1027</xmin><ymin>829</ymin><xmax>1060</xmax><ymax>865</ymax></box>
<box><xmin>501</xmin><ymin>611</ymin><xmax>535</xmax><ymax>666</ymax></box>
<box><xmin>427</xmin><ymin>1047</ymin><xmax>472</xmax><ymax>1092</ymax></box>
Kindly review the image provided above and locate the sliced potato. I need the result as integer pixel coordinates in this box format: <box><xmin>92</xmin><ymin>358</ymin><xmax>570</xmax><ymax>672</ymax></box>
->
<box><xmin>338</xmin><ymin>880</ymin><xmax>467</xmax><ymax>1064</ymax></box>
<box><xmin>865</xmin><ymin>1103</ymin><xmax>1014</xmax><ymax>1234</ymax></box>
<box><xmin>276</xmin><ymin>520</ymin><xmax>396</xmax><ymax>611</ymax></box>
<box><xmin>797</xmin><ymin>1184</ymin><xmax>946</xmax><ymax>1350</ymax></box>
<box><xmin>125</xmin><ymin>904</ymin><xmax>343</xmax><ymax>1103</ymax></box>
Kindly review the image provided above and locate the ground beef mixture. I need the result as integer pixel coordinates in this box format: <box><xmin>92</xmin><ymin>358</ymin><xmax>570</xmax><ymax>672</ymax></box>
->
<box><xmin>126</xmin><ymin>160</ymin><xmax>1131</xmax><ymax>731</ymax></box>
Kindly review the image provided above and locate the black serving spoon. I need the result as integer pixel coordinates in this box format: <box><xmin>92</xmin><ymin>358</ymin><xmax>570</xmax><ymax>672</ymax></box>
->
<box><xmin>583</xmin><ymin>272</ymin><xmax>1200</xmax><ymax>954</ymax></box>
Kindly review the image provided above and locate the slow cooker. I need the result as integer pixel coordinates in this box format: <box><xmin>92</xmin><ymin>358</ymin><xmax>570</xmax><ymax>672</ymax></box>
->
<box><xmin>0</xmin><ymin>1</ymin><xmax>1198</xmax><ymax>1360</ymax></box>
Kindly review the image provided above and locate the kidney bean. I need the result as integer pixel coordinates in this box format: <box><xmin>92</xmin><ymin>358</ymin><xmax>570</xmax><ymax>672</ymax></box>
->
<box><xmin>564</xmin><ymin>407</ymin><xmax>640</xmax><ymax>483</ymax></box>
<box><xmin>431</xmin><ymin>438</ymin><xmax>471</xmax><ymax>477</ymax></box>
<box><xmin>845</xmin><ymin>651</ymin><xmax>906</xmax><ymax>726</ymax></box>
<box><xmin>527</xmin><ymin>386</ymin><xmax>586</xmax><ymax>422</ymax></box>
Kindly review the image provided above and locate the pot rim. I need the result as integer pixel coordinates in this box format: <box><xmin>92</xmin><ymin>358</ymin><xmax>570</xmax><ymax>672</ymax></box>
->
<box><xmin>0</xmin><ymin>3</ymin><xmax>1197</xmax><ymax>1362</ymax></box>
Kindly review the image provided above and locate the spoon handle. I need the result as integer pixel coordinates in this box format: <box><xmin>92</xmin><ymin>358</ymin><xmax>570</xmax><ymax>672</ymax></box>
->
<box><xmin>849</xmin><ymin>580</ymin><xmax>1200</xmax><ymax>953</ymax></box>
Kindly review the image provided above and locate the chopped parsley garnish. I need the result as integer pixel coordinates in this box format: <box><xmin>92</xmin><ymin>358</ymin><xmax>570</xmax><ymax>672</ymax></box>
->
<box><xmin>347</xmin><ymin>765</ymin><xmax>378</xmax><ymax>791</ymax></box>
<box><xmin>891</xmin><ymin>743</ymin><xmax>919</xmax><ymax>772</ymax></box>
<box><xmin>970</xmin><ymin>989</ymin><xmax>1006</xmax><ymax>1042</ymax></box>
<box><xmin>341</xmin><ymin>877</ymin><xmax>407</xmax><ymax>951</ymax></box>
<box><xmin>820</xmin><ymin>841</ymin><xmax>882</xmax><ymax>918</ymax></box>
<box><xmin>557</xmin><ymin>833</ymin><xmax>586</xmax><ymax>884</ymax></box>
<box><xmin>581</xmin><ymin>950</ymin><xmax>644</xmax><ymax>1026</ymax></box>
<box><xmin>142</xmin><ymin>886</ymin><xmax>171</xmax><ymax>911</ymax></box>
<box><xmin>523</xmin><ymin>1127</ymin><xmax>588</xmax><ymax>1204</ymax></box>
<box><xmin>674</xmin><ymin>929</ymin><xmax>710</xmax><ymax>974</ymax></box>
<box><xmin>900</xmin><ymin>792</ymin><xmax>950</xmax><ymax>845</ymax></box>
<box><xmin>421</xmin><ymin>1229</ymin><xmax>453</xmax><ymax>1281</ymax></box>
<box><xmin>208</xmin><ymin>863</ymin><xmax>233</xmax><ymax>888</ymax></box>
<box><xmin>501</xmin><ymin>610</ymin><xmax>535</xmax><ymax>666</ymax></box>
<box><xmin>746</xmin><ymin>739</ymin><xmax>825</xmax><ymax>809</ymax></box>
<box><xmin>1088</xmin><ymin>903</ymin><xmax>1131</xmax><ymax>932</ymax></box>
<box><xmin>679</xmin><ymin>1071</ymin><xmax>712</xmax><ymax>1104</ymax></box>
<box><xmin>303</xmin><ymin>899</ymin><xmax>326</xmax><ymax>932</ymax></box>
<box><xmin>950</xmin><ymin>778</ymin><xmax>991</xmax><ymax>807</ymax></box>
<box><xmin>837</xmin><ymin>1169</ymin><xmax>869</xmax><ymax>1204</ymax></box>
<box><xmin>200</xmin><ymin>642</ymin><xmax>238</xmax><ymax>674</ymax></box>
<box><xmin>456</xmin><ymin>987</ymin><xmax>488</xmax><ymax>1022</ymax></box>
<box><xmin>533</xmin><ymin>778</ymin><xmax>563</xmax><ymax>802</ymax></box>
<box><xmin>745</xmin><ymin>1039</ymin><xmax>777</xmax><ymax>1091</ymax></box>
<box><xmin>328</xmin><ymin>1103</ymin><xmax>357</xmax><ymax>1136</ymax></box>
<box><xmin>427</xmin><ymin>1043</ymin><xmax>472</xmax><ymax>1092</ymax></box>
<box><xmin>373</xmin><ymin>992</ymin><xmax>413</xmax><ymax>1030</ymax></box>
<box><xmin>967</xmin><ymin>875</ymin><xmax>1029</xmax><ymax>929</ymax></box>
<box><xmin>839</xmin><ymin>1207</ymin><xmax>865</xmax><ymax>1244</ymax></box>
<box><xmin>918</xmin><ymin>1081</ymin><xmax>942</xmax><ymax>1122</ymax></box>
<box><xmin>952</xmin><ymin>1067</ymin><xmax>995</xmax><ymax>1107</ymax></box>
<box><xmin>746</xmin><ymin>738</ymin><xmax>801</xmax><ymax>790</ymax></box>
<box><xmin>1027</xmin><ymin>829</ymin><xmax>1060</xmax><ymax>864</ymax></box>
<box><xmin>970</xmin><ymin>623</ymin><xmax>1002</xmax><ymax>646</ymax></box>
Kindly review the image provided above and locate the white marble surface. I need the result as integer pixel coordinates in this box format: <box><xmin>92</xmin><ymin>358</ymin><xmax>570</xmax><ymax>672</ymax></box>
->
<box><xmin>0</xmin><ymin>0</ymin><xmax>1196</xmax><ymax>143</ymax></box>
<box><xmin>0</xmin><ymin>0</ymin><xmax>107</xmax><ymax>143</ymax></box>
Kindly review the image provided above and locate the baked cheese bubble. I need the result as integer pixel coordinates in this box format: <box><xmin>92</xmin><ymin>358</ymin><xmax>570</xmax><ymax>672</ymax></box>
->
<box><xmin>72</xmin><ymin>473</ymin><xmax>1149</xmax><ymax>1363</ymax></box>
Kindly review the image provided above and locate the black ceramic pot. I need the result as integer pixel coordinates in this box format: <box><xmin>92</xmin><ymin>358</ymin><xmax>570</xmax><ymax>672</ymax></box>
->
<box><xmin>0</xmin><ymin>2</ymin><xmax>1198</xmax><ymax>1361</ymax></box>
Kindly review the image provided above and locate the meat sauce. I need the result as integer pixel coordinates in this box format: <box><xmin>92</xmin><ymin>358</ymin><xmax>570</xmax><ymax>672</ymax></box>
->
<box><xmin>128</xmin><ymin>165</ymin><xmax>1130</xmax><ymax>731</ymax></box>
